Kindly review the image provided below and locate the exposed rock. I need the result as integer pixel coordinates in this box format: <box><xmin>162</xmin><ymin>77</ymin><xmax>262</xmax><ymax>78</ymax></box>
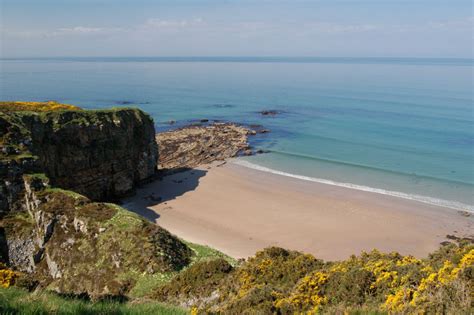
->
<box><xmin>2</xmin><ymin>182</ymin><xmax>192</xmax><ymax>298</ymax></box>
<box><xmin>156</xmin><ymin>123</ymin><xmax>253</xmax><ymax>170</ymax></box>
<box><xmin>0</xmin><ymin>102</ymin><xmax>194</xmax><ymax>298</ymax></box>
<box><xmin>259</xmin><ymin>110</ymin><xmax>281</xmax><ymax>116</ymax></box>
<box><xmin>0</xmin><ymin>105</ymin><xmax>158</xmax><ymax>214</ymax></box>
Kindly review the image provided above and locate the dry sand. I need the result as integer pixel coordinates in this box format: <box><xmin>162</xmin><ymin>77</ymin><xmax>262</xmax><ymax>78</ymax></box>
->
<box><xmin>123</xmin><ymin>160</ymin><xmax>473</xmax><ymax>261</ymax></box>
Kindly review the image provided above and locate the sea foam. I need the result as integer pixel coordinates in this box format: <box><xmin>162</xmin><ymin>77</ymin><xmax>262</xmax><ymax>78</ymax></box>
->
<box><xmin>234</xmin><ymin>160</ymin><xmax>474</xmax><ymax>213</ymax></box>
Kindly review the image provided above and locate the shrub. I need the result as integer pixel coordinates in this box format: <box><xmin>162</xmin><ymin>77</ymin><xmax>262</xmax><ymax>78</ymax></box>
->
<box><xmin>0</xmin><ymin>263</ymin><xmax>19</xmax><ymax>288</ymax></box>
<box><xmin>170</xmin><ymin>242</ymin><xmax>473</xmax><ymax>314</ymax></box>
<box><xmin>152</xmin><ymin>258</ymin><xmax>233</xmax><ymax>307</ymax></box>
<box><xmin>0</xmin><ymin>101</ymin><xmax>81</xmax><ymax>112</ymax></box>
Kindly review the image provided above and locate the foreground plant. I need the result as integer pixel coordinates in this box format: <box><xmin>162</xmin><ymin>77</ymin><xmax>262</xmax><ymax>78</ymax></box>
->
<box><xmin>153</xmin><ymin>240</ymin><xmax>473</xmax><ymax>314</ymax></box>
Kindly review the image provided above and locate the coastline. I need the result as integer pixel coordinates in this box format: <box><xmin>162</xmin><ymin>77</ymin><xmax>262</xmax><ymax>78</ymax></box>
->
<box><xmin>123</xmin><ymin>159</ymin><xmax>473</xmax><ymax>261</ymax></box>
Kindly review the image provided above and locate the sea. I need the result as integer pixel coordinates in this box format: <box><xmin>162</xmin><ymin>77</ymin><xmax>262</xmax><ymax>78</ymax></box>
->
<box><xmin>1</xmin><ymin>57</ymin><xmax>473</xmax><ymax>211</ymax></box>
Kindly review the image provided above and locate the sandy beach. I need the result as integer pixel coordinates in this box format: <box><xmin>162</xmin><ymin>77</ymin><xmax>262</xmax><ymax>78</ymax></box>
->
<box><xmin>123</xmin><ymin>160</ymin><xmax>473</xmax><ymax>261</ymax></box>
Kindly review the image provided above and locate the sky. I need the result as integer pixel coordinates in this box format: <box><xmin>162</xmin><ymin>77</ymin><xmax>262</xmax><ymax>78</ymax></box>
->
<box><xmin>1</xmin><ymin>0</ymin><xmax>473</xmax><ymax>58</ymax></box>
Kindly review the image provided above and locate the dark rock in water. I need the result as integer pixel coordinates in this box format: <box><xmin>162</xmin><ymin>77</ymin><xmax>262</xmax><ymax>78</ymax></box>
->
<box><xmin>256</xmin><ymin>149</ymin><xmax>270</xmax><ymax>154</ymax></box>
<box><xmin>200</xmin><ymin>119</ymin><xmax>209</xmax><ymax>123</ymax></box>
<box><xmin>260</xmin><ymin>110</ymin><xmax>281</xmax><ymax>116</ymax></box>
<box><xmin>259</xmin><ymin>129</ymin><xmax>270</xmax><ymax>134</ymax></box>
<box><xmin>115</xmin><ymin>100</ymin><xmax>134</xmax><ymax>105</ymax></box>
<box><xmin>166</xmin><ymin>120</ymin><xmax>176</xmax><ymax>125</ymax></box>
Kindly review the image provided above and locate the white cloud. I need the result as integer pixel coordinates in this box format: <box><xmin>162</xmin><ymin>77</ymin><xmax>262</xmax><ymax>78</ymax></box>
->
<box><xmin>306</xmin><ymin>22</ymin><xmax>378</xmax><ymax>34</ymax></box>
<box><xmin>428</xmin><ymin>16</ymin><xmax>473</xmax><ymax>30</ymax></box>
<box><xmin>141</xmin><ymin>18</ymin><xmax>205</xmax><ymax>29</ymax></box>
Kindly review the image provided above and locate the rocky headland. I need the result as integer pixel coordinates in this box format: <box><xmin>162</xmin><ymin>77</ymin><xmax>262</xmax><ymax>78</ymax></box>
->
<box><xmin>0</xmin><ymin>102</ymin><xmax>191</xmax><ymax>298</ymax></box>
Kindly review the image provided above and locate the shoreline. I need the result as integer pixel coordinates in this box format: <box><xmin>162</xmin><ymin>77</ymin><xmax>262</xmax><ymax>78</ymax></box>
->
<box><xmin>235</xmin><ymin>160</ymin><xmax>474</xmax><ymax>213</ymax></box>
<box><xmin>123</xmin><ymin>159</ymin><xmax>473</xmax><ymax>260</ymax></box>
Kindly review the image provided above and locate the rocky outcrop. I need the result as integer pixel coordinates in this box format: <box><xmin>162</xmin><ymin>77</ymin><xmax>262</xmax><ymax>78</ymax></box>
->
<box><xmin>0</xmin><ymin>103</ymin><xmax>194</xmax><ymax>298</ymax></box>
<box><xmin>2</xmin><ymin>175</ymin><xmax>191</xmax><ymax>298</ymax></box>
<box><xmin>24</xmin><ymin>108</ymin><xmax>157</xmax><ymax>201</ymax></box>
<box><xmin>0</xmin><ymin>106</ymin><xmax>158</xmax><ymax>215</ymax></box>
<box><xmin>156</xmin><ymin>123</ymin><xmax>253</xmax><ymax>170</ymax></box>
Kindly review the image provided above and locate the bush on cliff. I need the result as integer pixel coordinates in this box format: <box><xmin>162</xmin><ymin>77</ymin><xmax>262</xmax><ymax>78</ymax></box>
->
<box><xmin>0</xmin><ymin>101</ymin><xmax>81</xmax><ymax>112</ymax></box>
<box><xmin>152</xmin><ymin>258</ymin><xmax>234</xmax><ymax>307</ymax></box>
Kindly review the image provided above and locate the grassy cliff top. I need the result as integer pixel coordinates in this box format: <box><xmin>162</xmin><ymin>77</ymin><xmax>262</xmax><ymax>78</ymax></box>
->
<box><xmin>0</xmin><ymin>101</ymin><xmax>81</xmax><ymax>112</ymax></box>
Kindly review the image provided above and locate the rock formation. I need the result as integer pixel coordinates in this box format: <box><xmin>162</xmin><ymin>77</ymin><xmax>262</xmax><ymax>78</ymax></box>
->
<box><xmin>156</xmin><ymin>123</ymin><xmax>253</xmax><ymax>170</ymax></box>
<box><xmin>0</xmin><ymin>104</ymin><xmax>158</xmax><ymax>215</ymax></box>
<box><xmin>0</xmin><ymin>102</ymin><xmax>191</xmax><ymax>298</ymax></box>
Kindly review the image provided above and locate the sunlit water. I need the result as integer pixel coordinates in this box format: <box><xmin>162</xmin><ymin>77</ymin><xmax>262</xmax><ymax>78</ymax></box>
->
<box><xmin>1</xmin><ymin>57</ymin><xmax>473</xmax><ymax>211</ymax></box>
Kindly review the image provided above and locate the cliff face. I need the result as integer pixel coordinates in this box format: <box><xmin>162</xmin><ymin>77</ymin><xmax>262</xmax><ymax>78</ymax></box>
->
<box><xmin>0</xmin><ymin>103</ymin><xmax>193</xmax><ymax>298</ymax></box>
<box><xmin>0</xmin><ymin>107</ymin><xmax>158</xmax><ymax>215</ymax></box>
<box><xmin>3</xmin><ymin>176</ymin><xmax>191</xmax><ymax>298</ymax></box>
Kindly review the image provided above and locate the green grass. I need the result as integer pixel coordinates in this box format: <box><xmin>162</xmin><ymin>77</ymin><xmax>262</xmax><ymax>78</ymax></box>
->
<box><xmin>0</xmin><ymin>287</ymin><xmax>187</xmax><ymax>315</ymax></box>
<box><xmin>43</xmin><ymin>188</ymin><xmax>85</xmax><ymax>200</ymax></box>
<box><xmin>128</xmin><ymin>241</ymin><xmax>237</xmax><ymax>299</ymax></box>
<box><xmin>185</xmin><ymin>241</ymin><xmax>237</xmax><ymax>266</ymax></box>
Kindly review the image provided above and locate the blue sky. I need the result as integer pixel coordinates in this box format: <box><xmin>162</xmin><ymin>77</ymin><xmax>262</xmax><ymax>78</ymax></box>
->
<box><xmin>1</xmin><ymin>0</ymin><xmax>472</xmax><ymax>57</ymax></box>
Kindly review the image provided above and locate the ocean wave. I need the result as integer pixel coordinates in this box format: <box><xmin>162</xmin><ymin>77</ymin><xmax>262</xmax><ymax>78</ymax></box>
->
<box><xmin>234</xmin><ymin>160</ymin><xmax>474</xmax><ymax>213</ymax></box>
<box><xmin>268</xmin><ymin>150</ymin><xmax>473</xmax><ymax>187</ymax></box>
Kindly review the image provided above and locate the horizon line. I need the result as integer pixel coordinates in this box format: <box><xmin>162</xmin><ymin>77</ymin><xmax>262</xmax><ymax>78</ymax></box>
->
<box><xmin>1</xmin><ymin>56</ymin><xmax>473</xmax><ymax>66</ymax></box>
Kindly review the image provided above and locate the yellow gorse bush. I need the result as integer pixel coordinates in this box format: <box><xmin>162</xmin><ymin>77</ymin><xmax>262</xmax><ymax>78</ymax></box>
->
<box><xmin>165</xmin><ymin>243</ymin><xmax>472</xmax><ymax>314</ymax></box>
<box><xmin>0</xmin><ymin>101</ymin><xmax>80</xmax><ymax>112</ymax></box>
<box><xmin>271</xmin><ymin>244</ymin><xmax>472</xmax><ymax>314</ymax></box>
<box><xmin>384</xmin><ymin>248</ymin><xmax>473</xmax><ymax>312</ymax></box>
<box><xmin>274</xmin><ymin>271</ymin><xmax>329</xmax><ymax>313</ymax></box>
<box><xmin>0</xmin><ymin>263</ymin><xmax>19</xmax><ymax>288</ymax></box>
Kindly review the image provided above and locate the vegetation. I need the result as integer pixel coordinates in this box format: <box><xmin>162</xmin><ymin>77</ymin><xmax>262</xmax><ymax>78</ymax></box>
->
<box><xmin>0</xmin><ymin>101</ymin><xmax>81</xmax><ymax>112</ymax></box>
<box><xmin>0</xmin><ymin>286</ymin><xmax>186</xmax><ymax>315</ymax></box>
<box><xmin>1</xmin><ymin>102</ymin><xmax>471</xmax><ymax>313</ymax></box>
<box><xmin>0</xmin><ymin>264</ymin><xmax>19</xmax><ymax>288</ymax></box>
<box><xmin>152</xmin><ymin>241</ymin><xmax>473</xmax><ymax>314</ymax></box>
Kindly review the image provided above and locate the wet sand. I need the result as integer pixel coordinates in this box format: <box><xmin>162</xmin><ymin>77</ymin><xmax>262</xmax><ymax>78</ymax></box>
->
<box><xmin>123</xmin><ymin>160</ymin><xmax>473</xmax><ymax>260</ymax></box>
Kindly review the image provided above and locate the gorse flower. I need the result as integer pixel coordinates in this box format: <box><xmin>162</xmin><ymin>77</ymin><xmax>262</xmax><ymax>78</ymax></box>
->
<box><xmin>0</xmin><ymin>263</ymin><xmax>19</xmax><ymax>288</ymax></box>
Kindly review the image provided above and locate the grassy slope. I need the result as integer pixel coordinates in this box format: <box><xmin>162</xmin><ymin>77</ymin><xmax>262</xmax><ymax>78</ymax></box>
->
<box><xmin>0</xmin><ymin>241</ymin><xmax>234</xmax><ymax>314</ymax></box>
<box><xmin>0</xmin><ymin>286</ymin><xmax>187</xmax><ymax>315</ymax></box>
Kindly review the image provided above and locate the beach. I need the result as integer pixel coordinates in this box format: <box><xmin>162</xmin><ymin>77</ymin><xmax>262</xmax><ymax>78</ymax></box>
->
<box><xmin>123</xmin><ymin>160</ymin><xmax>473</xmax><ymax>261</ymax></box>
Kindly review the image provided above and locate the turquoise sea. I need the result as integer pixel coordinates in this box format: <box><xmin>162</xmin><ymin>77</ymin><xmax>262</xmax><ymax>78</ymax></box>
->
<box><xmin>1</xmin><ymin>57</ymin><xmax>473</xmax><ymax>211</ymax></box>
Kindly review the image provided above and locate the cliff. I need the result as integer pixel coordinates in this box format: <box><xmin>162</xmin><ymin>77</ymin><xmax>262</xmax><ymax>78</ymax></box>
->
<box><xmin>0</xmin><ymin>102</ymin><xmax>192</xmax><ymax>298</ymax></box>
<box><xmin>1</xmin><ymin>103</ymin><xmax>158</xmax><ymax>215</ymax></box>
<box><xmin>3</xmin><ymin>175</ymin><xmax>191</xmax><ymax>298</ymax></box>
